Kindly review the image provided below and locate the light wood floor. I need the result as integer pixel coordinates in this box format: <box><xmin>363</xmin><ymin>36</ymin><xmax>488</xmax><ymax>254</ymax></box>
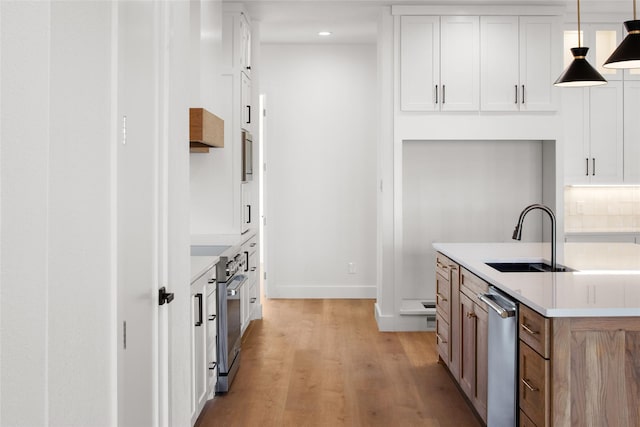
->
<box><xmin>195</xmin><ymin>299</ymin><xmax>481</xmax><ymax>427</ymax></box>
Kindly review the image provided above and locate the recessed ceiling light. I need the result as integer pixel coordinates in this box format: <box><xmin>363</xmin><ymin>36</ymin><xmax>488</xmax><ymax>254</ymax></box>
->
<box><xmin>318</xmin><ymin>31</ymin><xmax>332</xmax><ymax>37</ymax></box>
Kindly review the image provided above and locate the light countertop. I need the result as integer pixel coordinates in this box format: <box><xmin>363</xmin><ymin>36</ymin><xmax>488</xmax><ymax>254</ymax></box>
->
<box><xmin>432</xmin><ymin>242</ymin><xmax>640</xmax><ymax>317</ymax></box>
<box><xmin>190</xmin><ymin>231</ymin><xmax>257</xmax><ymax>283</ymax></box>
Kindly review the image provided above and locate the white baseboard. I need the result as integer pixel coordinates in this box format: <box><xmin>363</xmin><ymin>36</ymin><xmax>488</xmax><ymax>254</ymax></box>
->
<box><xmin>375</xmin><ymin>302</ymin><xmax>434</xmax><ymax>332</ymax></box>
<box><xmin>269</xmin><ymin>284</ymin><xmax>376</xmax><ymax>299</ymax></box>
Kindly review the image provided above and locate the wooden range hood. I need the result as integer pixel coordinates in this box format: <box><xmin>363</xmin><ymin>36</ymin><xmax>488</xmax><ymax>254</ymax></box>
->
<box><xmin>190</xmin><ymin>108</ymin><xmax>224</xmax><ymax>153</ymax></box>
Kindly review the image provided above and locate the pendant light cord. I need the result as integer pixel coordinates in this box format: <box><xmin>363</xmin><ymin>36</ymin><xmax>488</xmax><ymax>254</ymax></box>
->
<box><xmin>577</xmin><ymin>0</ymin><xmax>582</xmax><ymax>47</ymax></box>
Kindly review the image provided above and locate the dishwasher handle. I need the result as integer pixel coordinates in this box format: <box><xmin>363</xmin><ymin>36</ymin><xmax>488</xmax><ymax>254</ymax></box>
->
<box><xmin>479</xmin><ymin>293</ymin><xmax>516</xmax><ymax>319</ymax></box>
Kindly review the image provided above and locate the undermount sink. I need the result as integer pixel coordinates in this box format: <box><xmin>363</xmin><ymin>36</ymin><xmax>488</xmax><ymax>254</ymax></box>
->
<box><xmin>486</xmin><ymin>261</ymin><xmax>575</xmax><ymax>273</ymax></box>
<box><xmin>191</xmin><ymin>245</ymin><xmax>231</xmax><ymax>257</ymax></box>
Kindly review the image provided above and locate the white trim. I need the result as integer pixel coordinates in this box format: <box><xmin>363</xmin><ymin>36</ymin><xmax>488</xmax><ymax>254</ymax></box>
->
<box><xmin>270</xmin><ymin>285</ymin><xmax>376</xmax><ymax>299</ymax></box>
<box><xmin>391</xmin><ymin>4</ymin><xmax>565</xmax><ymax>17</ymax></box>
<box><xmin>375</xmin><ymin>303</ymin><xmax>434</xmax><ymax>332</ymax></box>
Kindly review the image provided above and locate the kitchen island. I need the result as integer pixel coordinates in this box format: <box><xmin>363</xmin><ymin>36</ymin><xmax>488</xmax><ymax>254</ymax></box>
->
<box><xmin>433</xmin><ymin>242</ymin><xmax>640</xmax><ymax>427</ymax></box>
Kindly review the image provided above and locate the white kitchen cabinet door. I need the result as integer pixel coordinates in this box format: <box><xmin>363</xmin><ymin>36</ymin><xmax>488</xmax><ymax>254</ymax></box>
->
<box><xmin>205</xmin><ymin>283</ymin><xmax>217</xmax><ymax>398</ymax></box>
<box><xmin>241</xmin><ymin>182</ymin><xmax>252</xmax><ymax>233</ymax></box>
<box><xmin>624</xmin><ymin>81</ymin><xmax>640</xmax><ymax>183</ymax></box>
<box><xmin>480</xmin><ymin>16</ymin><xmax>519</xmax><ymax>111</ymax></box>
<box><xmin>241</xmin><ymin>71</ymin><xmax>252</xmax><ymax>131</ymax></box>
<box><xmin>519</xmin><ymin>16</ymin><xmax>558</xmax><ymax>111</ymax></box>
<box><xmin>239</xmin><ymin>13</ymin><xmax>251</xmax><ymax>77</ymax></box>
<box><xmin>563</xmin><ymin>88</ymin><xmax>590</xmax><ymax>184</ymax></box>
<box><xmin>589</xmin><ymin>82</ymin><xmax>624</xmax><ymax>183</ymax></box>
<box><xmin>190</xmin><ymin>276</ymin><xmax>208</xmax><ymax>425</ymax></box>
<box><xmin>440</xmin><ymin>16</ymin><xmax>479</xmax><ymax>111</ymax></box>
<box><xmin>592</xmin><ymin>24</ymin><xmax>623</xmax><ymax>81</ymax></box>
<box><xmin>400</xmin><ymin>16</ymin><xmax>440</xmax><ymax>112</ymax></box>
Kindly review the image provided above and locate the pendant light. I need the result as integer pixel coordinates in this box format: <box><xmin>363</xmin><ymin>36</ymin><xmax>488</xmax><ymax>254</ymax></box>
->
<box><xmin>603</xmin><ymin>0</ymin><xmax>640</xmax><ymax>68</ymax></box>
<box><xmin>554</xmin><ymin>0</ymin><xmax>607</xmax><ymax>87</ymax></box>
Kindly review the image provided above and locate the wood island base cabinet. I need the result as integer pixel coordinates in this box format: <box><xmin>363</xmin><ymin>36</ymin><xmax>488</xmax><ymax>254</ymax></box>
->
<box><xmin>435</xmin><ymin>252</ymin><xmax>640</xmax><ymax>427</ymax></box>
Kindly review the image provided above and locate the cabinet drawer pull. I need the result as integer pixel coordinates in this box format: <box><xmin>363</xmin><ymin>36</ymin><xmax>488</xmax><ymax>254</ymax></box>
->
<box><xmin>208</xmin><ymin>314</ymin><xmax>217</xmax><ymax>322</ymax></box>
<box><xmin>436</xmin><ymin>292</ymin><xmax>448</xmax><ymax>302</ymax></box>
<box><xmin>208</xmin><ymin>362</ymin><xmax>218</xmax><ymax>371</ymax></box>
<box><xmin>466</xmin><ymin>312</ymin><xmax>476</xmax><ymax>319</ymax></box>
<box><xmin>435</xmin><ymin>85</ymin><xmax>438</xmax><ymax>104</ymax></box>
<box><xmin>436</xmin><ymin>333</ymin><xmax>447</xmax><ymax>344</ymax></box>
<box><xmin>515</xmin><ymin>85</ymin><xmax>518</xmax><ymax>104</ymax></box>
<box><xmin>521</xmin><ymin>378</ymin><xmax>539</xmax><ymax>392</ymax></box>
<box><xmin>521</xmin><ymin>85</ymin><xmax>525</xmax><ymax>104</ymax></box>
<box><xmin>592</xmin><ymin>157</ymin><xmax>596</xmax><ymax>176</ymax></box>
<box><xmin>521</xmin><ymin>323</ymin><xmax>539</xmax><ymax>335</ymax></box>
<box><xmin>442</xmin><ymin>85</ymin><xmax>446</xmax><ymax>104</ymax></box>
<box><xmin>436</xmin><ymin>261</ymin><xmax>448</xmax><ymax>270</ymax></box>
<box><xmin>448</xmin><ymin>264</ymin><xmax>457</xmax><ymax>270</ymax></box>
<box><xmin>250</xmin><ymin>297</ymin><xmax>257</xmax><ymax>303</ymax></box>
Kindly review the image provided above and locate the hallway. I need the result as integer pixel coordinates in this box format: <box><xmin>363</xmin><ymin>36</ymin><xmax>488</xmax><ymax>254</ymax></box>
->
<box><xmin>196</xmin><ymin>299</ymin><xmax>481</xmax><ymax>426</ymax></box>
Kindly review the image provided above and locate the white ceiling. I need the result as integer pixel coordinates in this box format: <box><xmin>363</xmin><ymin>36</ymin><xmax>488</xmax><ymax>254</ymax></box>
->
<box><xmin>226</xmin><ymin>0</ymin><xmax>634</xmax><ymax>44</ymax></box>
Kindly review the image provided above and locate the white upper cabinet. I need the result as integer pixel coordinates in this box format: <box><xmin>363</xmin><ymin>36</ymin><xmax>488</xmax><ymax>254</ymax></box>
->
<box><xmin>480</xmin><ymin>16</ymin><xmax>520</xmax><ymax>111</ymax></box>
<box><xmin>401</xmin><ymin>14</ymin><xmax>558</xmax><ymax>113</ymax></box>
<box><xmin>480</xmin><ymin>16</ymin><xmax>558</xmax><ymax>111</ymax></box>
<box><xmin>623</xmin><ymin>81</ymin><xmax>640</xmax><ymax>183</ymax></box>
<box><xmin>564</xmin><ymin>82</ymin><xmax>624</xmax><ymax>184</ymax></box>
<box><xmin>400</xmin><ymin>16</ymin><xmax>440</xmax><ymax>111</ymax></box>
<box><xmin>440</xmin><ymin>16</ymin><xmax>480</xmax><ymax>111</ymax></box>
<box><xmin>239</xmin><ymin>13</ymin><xmax>252</xmax><ymax>77</ymax></box>
<box><xmin>400</xmin><ymin>16</ymin><xmax>478</xmax><ymax>112</ymax></box>
<box><xmin>519</xmin><ymin>16</ymin><xmax>558</xmax><ymax>111</ymax></box>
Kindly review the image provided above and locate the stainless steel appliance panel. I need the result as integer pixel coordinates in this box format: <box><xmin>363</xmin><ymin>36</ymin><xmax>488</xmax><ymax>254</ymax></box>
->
<box><xmin>480</xmin><ymin>287</ymin><xmax>518</xmax><ymax>427</ymax></box>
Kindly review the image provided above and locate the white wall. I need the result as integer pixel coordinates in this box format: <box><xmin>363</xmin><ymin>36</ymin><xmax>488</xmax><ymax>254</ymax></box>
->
<box><xmin>402</xmin><ymin>140</ymin><xmax>544</xmax><ymax>300</ymax></box>
<box><xmin>1</xmin><ymin>1</ymin><xmax>115</xmax><ymax>425</ymax></box>
<box><xmin>1</xmin><ymin>1</ymin><xmax>206</xmax><ymax>425</ymax></box>
<box><xmin>261</xmin><ymin>43</ymin><xmax>377</xmax><ymax>298</ymax></box>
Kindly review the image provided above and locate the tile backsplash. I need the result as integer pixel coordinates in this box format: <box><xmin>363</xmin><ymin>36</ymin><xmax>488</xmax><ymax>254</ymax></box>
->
<box><xmin>564</xmin><ymin>186</ymin><xmax>640</xmax><ymax>232</ymax></box>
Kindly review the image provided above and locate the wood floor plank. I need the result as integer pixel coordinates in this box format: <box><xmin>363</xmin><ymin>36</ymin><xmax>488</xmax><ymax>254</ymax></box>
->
<box><xmin>195</xmin><ymin>299</ymin><xmax>481</xmax><ymax>427</ymax></box>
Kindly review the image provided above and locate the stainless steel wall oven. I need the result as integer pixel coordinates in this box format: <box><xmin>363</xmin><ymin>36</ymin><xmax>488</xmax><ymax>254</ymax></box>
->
<box><xmin>215</xmin><ymin>252</ymin><xmax>247</xmax><ymax>393</ymax></box>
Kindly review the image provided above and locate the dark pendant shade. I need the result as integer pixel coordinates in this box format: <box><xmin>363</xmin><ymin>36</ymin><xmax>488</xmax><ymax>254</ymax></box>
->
<box><xmin>554</xmin><ymin>47</ymin><xmax>607</xmax><ymax>87</ymax></box>
<box><xmin>603</xmin><ymin>20</ymin><xmax>640</xmax><ymax>68</ymax></box>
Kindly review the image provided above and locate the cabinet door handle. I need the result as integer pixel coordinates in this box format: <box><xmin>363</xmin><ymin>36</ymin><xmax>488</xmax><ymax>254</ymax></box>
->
<box><xmin>436</xmin><ymin>261</ymin><xmax>448</xmax><ymax>270</ymax></box>
<box><xmin>248</xmin><ymin>205</ymin><xmax>251</xmax><ymax>224</ymax></box>
<box><xmin>208</xmin><ymin>362</ymin><xmax>218</xmax><ymax>371</ymax></box>
<box><xmin>466</xmin><ymin>312</ymin><xmax>476</xmax><ymax>319</ymax></box>
<box><xmin>195</xmin><ymin>293</ymin><xmax>203</xmax><ymax>326</ymax></box>
<box><xmin>246</xmin><ymin>106</ymin><xmax>251</xmax><ymax>124</ymax></box>
<box><xmin>435</xmin><ymin>85</ymin><xmax>438</xmax><ymax>104</ymax></box>
<box><xmin>586</xmin><ymin>158</ymin><xmax>589</xmax><ymax>176</ymax></box>
<box><xmin>250</xmin><ymin>297</ymin><xmax>257</xmax><ymax>303</ymax></box>
<box><xmin>521</xmin><ymin>323</ymin><xmax>539</xmax><ymax>335</ymax></box>
<box><xmin>436</xmin><ymin>333</ymin><xmax>447</xmax><ymax>344</ymax></box>
<box><xmin>521</xmin><ymin>378</ymin><xmax>539</xmax><ymax>392</ymax></box>
<box><xmin>251</xmin><ymin>267</ymin><xmax>257</xmax><ymax>271</ymax></box>
<box><xmin>515</xmin><ymin>85</ymin><xmax>518</xmax><ymax>104</ymax></box>
<box><xmin>159</xmin><ymin>287</ymin><xmax>174</xmax><ymax>305</ymax></box>
<box><xmin>208</xmin><ymin>314</ymin><xmax>217</xmax><ymax>322</ymax></box>
<box><xmin>244</xmin><ymin>251</ymin><xmax>249</xmax><ymax>272</ymax></box>
<box><xmin>592</xmin><ymin>158</ymin><xmax>596</xmax><ymax>176</ymax></box>
<box><xmin>442</xmin><ymin>85</ymin><xmax>446</xmax><ymax>104</ymax></box>
<box><xmin>436</xmin><ymin>292</ymin><xmax>448</xmax><ymax>302</ymax></box>
<box><xmin>521</xmin><ymin>85</ymin><xmax>525</xmax><ymax>104</ymax></box>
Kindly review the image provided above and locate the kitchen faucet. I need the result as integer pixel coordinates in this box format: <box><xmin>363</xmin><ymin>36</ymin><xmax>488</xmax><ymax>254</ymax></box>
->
<box><xmin>512</xmin><ymin>204</ymin><xmax>557</xmax><ymax>271</ymax></box>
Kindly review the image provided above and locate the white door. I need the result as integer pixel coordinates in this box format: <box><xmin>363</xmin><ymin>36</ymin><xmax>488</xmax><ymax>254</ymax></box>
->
<box><xmin>440</xmin><ymin>16</ymin><xmax>479</xmax><ymax>111</ymax></box>
<box><xmin>399</xmin><ymin>15</ymin><xmax>440</xmax><ymax>112</ymax></box>
<box><xmin>480</xmin><ymin>16</ymin><xmax>519</xmax><ymax>111</ymax></box>
<box><xmin>563</xmin><ymin>87</ymin><xmax>590</xmax><ymax>184</ymax></box>
<box><xmin>624</xmin><ymin>81</ymin><xmax>640</xmax><ymax>183</ymax></box>
<box><xmin>519</xmin><ymin>16</ymin><xmax>558</xmax><ymax>111</ymax></box>
<box><xmin>589</xmin><ymin>82</ymin><xmax>624</xmax><ymax>183</ymax></box>
<box><xmin>117</xmin><ymin>2</ymin><xmax>169</xmax><ymax>426</ymax></box>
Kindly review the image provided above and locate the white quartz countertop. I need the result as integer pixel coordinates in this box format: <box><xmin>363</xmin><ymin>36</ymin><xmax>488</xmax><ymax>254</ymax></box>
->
<box><xmin>432</xmin><ymin>242</ymin><xmax>640</xmax><ymax>317</ymax></box>
<box><xmin>190</xmin><ymin>232</ymin><xmax>257</xmax><ymax>283</ymax></box>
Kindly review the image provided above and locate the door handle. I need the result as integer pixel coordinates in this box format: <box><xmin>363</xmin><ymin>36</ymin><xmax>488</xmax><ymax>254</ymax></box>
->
<box><xmin>194</xmin><ymin>293</ymin><xmax>203</xmax><ymax>326</ymax></box>
<box><xmin>435</xmin><ymin>84</ymin><xmax>438</xmax><ymax>104</ymax></box>
<box><xmin>159</xmin><ymin>287</ymin><xmax>174</xmax><ymax>305</ymax></box>
<box><xmin>247</xmin><ymin>106</ymin><xmax>251</xmax><ymax>124</ymax></box>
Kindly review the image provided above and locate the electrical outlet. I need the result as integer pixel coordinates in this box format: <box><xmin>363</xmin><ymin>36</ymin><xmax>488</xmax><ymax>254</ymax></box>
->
<box><xmin>348</xmin><ymin>262</ymin><xmax>356</xmax><ymax>274</ymax></box>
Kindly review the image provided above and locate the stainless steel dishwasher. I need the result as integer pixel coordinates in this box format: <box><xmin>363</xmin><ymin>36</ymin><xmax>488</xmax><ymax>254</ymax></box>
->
<box><xmin>479</xmin><ymin>286</ymin><xmax>518</xmax><ymax>427</ymax></box>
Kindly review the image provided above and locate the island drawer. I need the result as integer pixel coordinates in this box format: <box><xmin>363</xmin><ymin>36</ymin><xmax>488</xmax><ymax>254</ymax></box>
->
<box><xmin>435</xmin><ymin>271</ymin><xmax>451</xmax><ymax>317</ymax></box>
<box><xmin>519</xmin><ymin>304</ymin><xmax>550</xmax><ymax>359</ymax></box>
<box><xmin>460</xmin><ymin>268</ymin><xmax>488</xmax><ymax>310</ymax></box>
<box><xmin>519</xmin><ymin>341</ymin><xmax>550</xmax><ymax>427</ymax></box>
<box><xmin>435</xmin><ymin>313</ymin><xmax>449</xmax><ymax>363</ymax></box>
<box><xmin>435</xmin><ymin>252</ymin><xmax>455</xmax><ymax>278</ymax></box>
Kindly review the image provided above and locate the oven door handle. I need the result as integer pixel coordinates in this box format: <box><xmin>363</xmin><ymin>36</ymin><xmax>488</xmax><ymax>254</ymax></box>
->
<box><xmin>227</xmin><ymin>274</ymin><xmax>248</xmax><ymax>296</ymax></box>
